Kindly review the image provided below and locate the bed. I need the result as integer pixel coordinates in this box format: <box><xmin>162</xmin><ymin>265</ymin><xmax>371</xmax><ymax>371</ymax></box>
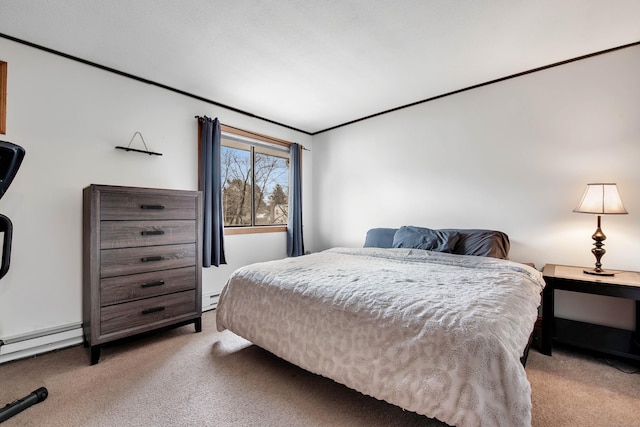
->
<box><xmin>216</xmin><ymin>226</ymin><xmax>545</xmax><ymax>427</ymax></box>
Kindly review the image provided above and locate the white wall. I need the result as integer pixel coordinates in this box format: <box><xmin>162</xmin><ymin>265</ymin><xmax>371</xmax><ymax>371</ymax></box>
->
<box><xmin>0</xmin><ymin>37</ymin><xmax>313</xmax><ymax>340</ymax></box>
<box><xmin>312</xmin><ymin>45</ymin><xmax>640</xmax><ymax>330</ymax></box>
<box><xmin>1</xmin><ymin>34</ymin><xmax>636</xmax><ymax>353</ymax></box>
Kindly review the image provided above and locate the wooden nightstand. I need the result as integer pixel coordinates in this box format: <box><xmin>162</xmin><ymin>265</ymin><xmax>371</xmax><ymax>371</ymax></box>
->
<box><xmin>541</xmin><ymin>264</ymin><xmax>640</xmax><ymax>363</ymax></box>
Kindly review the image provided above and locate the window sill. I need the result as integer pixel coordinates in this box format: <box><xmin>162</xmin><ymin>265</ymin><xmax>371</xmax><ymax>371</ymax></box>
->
<box><xmin>224</xmin><ymin>226</ymin><xmax>287</xmax><ymax>235</ymax></box>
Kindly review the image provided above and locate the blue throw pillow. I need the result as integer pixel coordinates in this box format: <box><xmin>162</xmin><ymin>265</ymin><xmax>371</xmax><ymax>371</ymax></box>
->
<box><xmin>392</xmin><ymin>226</ymin><xmax>459</xmax><ymax>253</ymax></box>
<box><xmin>363</xmin><ymin>228</ymin><xmax>398</xmax><ymax>248</ymax></box>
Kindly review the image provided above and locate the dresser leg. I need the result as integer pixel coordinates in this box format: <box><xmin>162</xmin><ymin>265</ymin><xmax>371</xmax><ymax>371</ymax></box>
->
<box><xmin>194</xmin><ymin>317</ymin><xmax>202</xmax><ymax>333</ymax></box>
<box><xmin>90</xmin><ymin>345</ymin><xmax>101</xmax><ymax>365</ymax></box>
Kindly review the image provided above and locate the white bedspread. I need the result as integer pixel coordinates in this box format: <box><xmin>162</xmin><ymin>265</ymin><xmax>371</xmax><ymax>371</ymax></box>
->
<box><xmin>216</xmin><ymin>248</ymin><xmax>545</xmax><ymax>427</ymax></box>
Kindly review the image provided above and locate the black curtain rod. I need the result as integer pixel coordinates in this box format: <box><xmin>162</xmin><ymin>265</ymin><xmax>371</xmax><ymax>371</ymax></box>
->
<box><xmin>195</xmin><ymin>116</ymin><xmax>288</xmax><ymax>144</ymax></box>
<box><xmin>196</xmin><ymin>116</ymin><xmax>310</xmax><ymax>151</ymax></box>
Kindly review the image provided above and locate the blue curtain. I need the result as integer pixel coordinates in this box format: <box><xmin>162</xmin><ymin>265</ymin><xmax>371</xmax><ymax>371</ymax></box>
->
<box><xmin>199</xmin><ymin>116</ymin><xmax>226</xmax><ymax>267</ymax></box>
<box><xmin>287</xmin><ymin>143</ymin><xmax>305</xmax><ymax>257</ymax></box>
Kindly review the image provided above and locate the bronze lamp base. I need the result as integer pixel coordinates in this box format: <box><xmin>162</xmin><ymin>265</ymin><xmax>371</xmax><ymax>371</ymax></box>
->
<box><xmin>584</xmin><ymin>215</ymin><xmax>616</xmax><ymax>276</ymax></box>
<box><xmin>583</xmin><ymin>268</ymin><xmax>614</xmax><ymax>276</ymax></box>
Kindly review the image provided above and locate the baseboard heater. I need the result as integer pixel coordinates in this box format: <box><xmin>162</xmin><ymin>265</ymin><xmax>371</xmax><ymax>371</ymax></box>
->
<box><xmin>0</xmin><ymin>323</ymin><xmax>83</xmax><ymax>364</ymax></box>
<box><xmin>203</xmin><ymin>292</ymin><xmax>220</xmax><ymax>312</ymax></box>
<box><xmin>0</xmin><ymin>294</ymin><xmax>220</xmax><ymax>364</ymax></box>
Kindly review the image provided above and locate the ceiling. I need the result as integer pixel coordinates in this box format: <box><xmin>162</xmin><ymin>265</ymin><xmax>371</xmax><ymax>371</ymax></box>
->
<box><xmin>1</xmin><ymin>1</ymin><xmax>639</xmax><ymax>134</ymax></box>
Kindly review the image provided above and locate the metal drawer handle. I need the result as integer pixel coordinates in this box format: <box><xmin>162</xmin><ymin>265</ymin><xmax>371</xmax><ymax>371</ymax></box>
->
<box><xmin>140</xmin><ymin>205</ymin><xmax>165</xmax><ymax>210</ymax></box>
<box><xmin>141</xmin><ymin>230</ymin><xmax>165</xmax><ymax>236</ymax></box>
<box><xmin>142</xmin><ymin>306</ymin><xmax>165</xmax><ymax>315</ymax></box>
<box><xmin>141</xmin><ymin>256</ymin><xmax>164</xmax><ymax>262</ymax></box>
<box><xmin>141</xmin><ymin>280</ymin><xmax>165</xmax><ymax>288</ymax></box>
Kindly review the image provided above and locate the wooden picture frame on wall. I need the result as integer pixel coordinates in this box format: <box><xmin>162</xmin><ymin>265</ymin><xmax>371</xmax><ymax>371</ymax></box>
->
<box><xmin>0</xmin><ymin>61</ymin><xmax>6</xmax><ymax>134</ymax></box>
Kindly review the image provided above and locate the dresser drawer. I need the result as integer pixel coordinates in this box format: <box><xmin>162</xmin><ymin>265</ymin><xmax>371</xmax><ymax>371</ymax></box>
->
<box><xmin>101</xmin><ymin>243</ymin><xmax>196</xmax><ymax>278</ymax></box>
<box><xmin>100</xmin><ymin>290</ymin><xmax>197</xmax><ymax>335</ymax></box>
<box><xmin>100</xmin><ymin>220</ymin><xmax>196</xmax><ymax>249</ymax></box>
<box><xmin>100</xmin><ymin>266</ymin><xmax>197</xmax><ymax>306</ymax></box>
<box><xmin>100</xmin><ymin>192</ymin><xmax>197</xmax><ymax>221</ymax></box>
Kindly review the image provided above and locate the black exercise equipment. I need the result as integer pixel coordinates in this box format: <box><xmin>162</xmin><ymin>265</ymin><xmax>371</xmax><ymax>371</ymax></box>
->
<box><xmin>0</xmin><ymin>141</ymin><xmax>47</xmax><ymax>423</ymax></box>
<box><xmin>0</xmin><ymin>388</ymin><xmax>48</xmax><ymax>423</ymax></box>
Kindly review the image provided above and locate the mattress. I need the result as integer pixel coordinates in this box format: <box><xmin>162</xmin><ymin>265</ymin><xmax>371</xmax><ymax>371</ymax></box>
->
<box><xmin>216</xmin><ymin>247</ymin><xmax>545</xmax><ymax>427</ymax></box>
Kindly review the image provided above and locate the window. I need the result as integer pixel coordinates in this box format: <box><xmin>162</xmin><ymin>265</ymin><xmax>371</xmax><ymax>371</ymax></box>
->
<box><xmin>220</xmin><ymin>126</ymin><xmax>291</xmax><ymax>234</ymax></box>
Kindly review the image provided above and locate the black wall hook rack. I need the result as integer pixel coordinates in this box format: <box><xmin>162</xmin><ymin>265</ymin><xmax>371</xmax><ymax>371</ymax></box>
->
<box><xmin>116</xmin><ymin>132</ymin><xmax>162</xmax><ymax>156</ymax></box>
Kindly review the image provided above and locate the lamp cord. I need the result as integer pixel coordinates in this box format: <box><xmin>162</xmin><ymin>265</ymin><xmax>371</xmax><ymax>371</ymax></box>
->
<box><xmin>604</xmin><ymin>358</ymin><xmax>640</xmax><ymax>374</ymax></box>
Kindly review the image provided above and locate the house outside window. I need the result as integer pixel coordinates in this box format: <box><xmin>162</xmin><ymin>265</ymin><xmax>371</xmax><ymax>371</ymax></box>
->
<box><xmin>220</xmin><ymin>127</ymin><xmax>290</xmax><ymax>233</ymax></box>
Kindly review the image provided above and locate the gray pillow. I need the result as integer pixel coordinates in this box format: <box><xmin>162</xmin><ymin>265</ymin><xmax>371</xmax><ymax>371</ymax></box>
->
<box><xmin>440</xmin><ymin>228</ymin><xmax>510</xmax><ymax>259</ymax></box>
<box><xmin>392</xmin><ymin>226</ymin><xmax>459</xmax><ymax>253</ymax></box>
<box><xmin>363</xmin><ymin>228</ymin><xmax>398</xmax><ymax>248</ymax></box>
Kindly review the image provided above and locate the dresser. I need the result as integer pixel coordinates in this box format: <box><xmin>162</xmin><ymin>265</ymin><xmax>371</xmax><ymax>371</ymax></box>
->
<box><xmin>83</xmin><ymin>184</ymin><xmax>202</xmax><ymax>364</ymax></box>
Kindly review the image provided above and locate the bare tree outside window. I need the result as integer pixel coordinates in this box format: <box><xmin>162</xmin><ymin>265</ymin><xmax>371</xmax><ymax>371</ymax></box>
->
<box><xmin>255</xmin><ymin>151</ymin><xmax>289</xmax><ymax>225</ymax></box>
<box><xmin>221</xmin><ymin>139</ymin><xmax>289</xmax><ymax>227</ymax></box>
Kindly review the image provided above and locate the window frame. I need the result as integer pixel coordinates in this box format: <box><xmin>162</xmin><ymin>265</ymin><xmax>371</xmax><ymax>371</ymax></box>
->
<box><xmin>219</xmin><ymin>125</ymin><xmax>292</xmax><ymax>236</ymax></box>
<box><xmin>0</xmin><ymin>61</ymin><xmax>6</xmax><ymax>135</ymax></box>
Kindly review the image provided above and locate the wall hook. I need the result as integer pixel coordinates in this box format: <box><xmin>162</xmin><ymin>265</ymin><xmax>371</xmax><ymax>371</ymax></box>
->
<box><xmin>116</xmin><ymin>132</ymin><xmax>162</xmax><ymax>156</ymax></box>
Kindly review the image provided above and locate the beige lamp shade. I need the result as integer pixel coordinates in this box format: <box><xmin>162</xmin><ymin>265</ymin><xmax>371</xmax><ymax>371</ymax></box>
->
<box><xmin>573</xmin><ymin>183</ymin><xmax>628</xmax><ymax>215</ymax></box>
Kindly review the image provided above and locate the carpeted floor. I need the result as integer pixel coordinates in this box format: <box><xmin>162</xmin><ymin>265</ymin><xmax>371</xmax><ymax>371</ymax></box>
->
<box><xmin>0</xmin><ymin>310</ymin><xmax>638</xmax><ymax>426</ymax></box>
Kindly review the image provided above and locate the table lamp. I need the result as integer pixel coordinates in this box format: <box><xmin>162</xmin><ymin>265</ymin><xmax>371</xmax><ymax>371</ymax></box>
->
<box><xmin>573</xmin><ymin>183</ymin><xmax>627</xmax><ymax>276</ymax></box>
